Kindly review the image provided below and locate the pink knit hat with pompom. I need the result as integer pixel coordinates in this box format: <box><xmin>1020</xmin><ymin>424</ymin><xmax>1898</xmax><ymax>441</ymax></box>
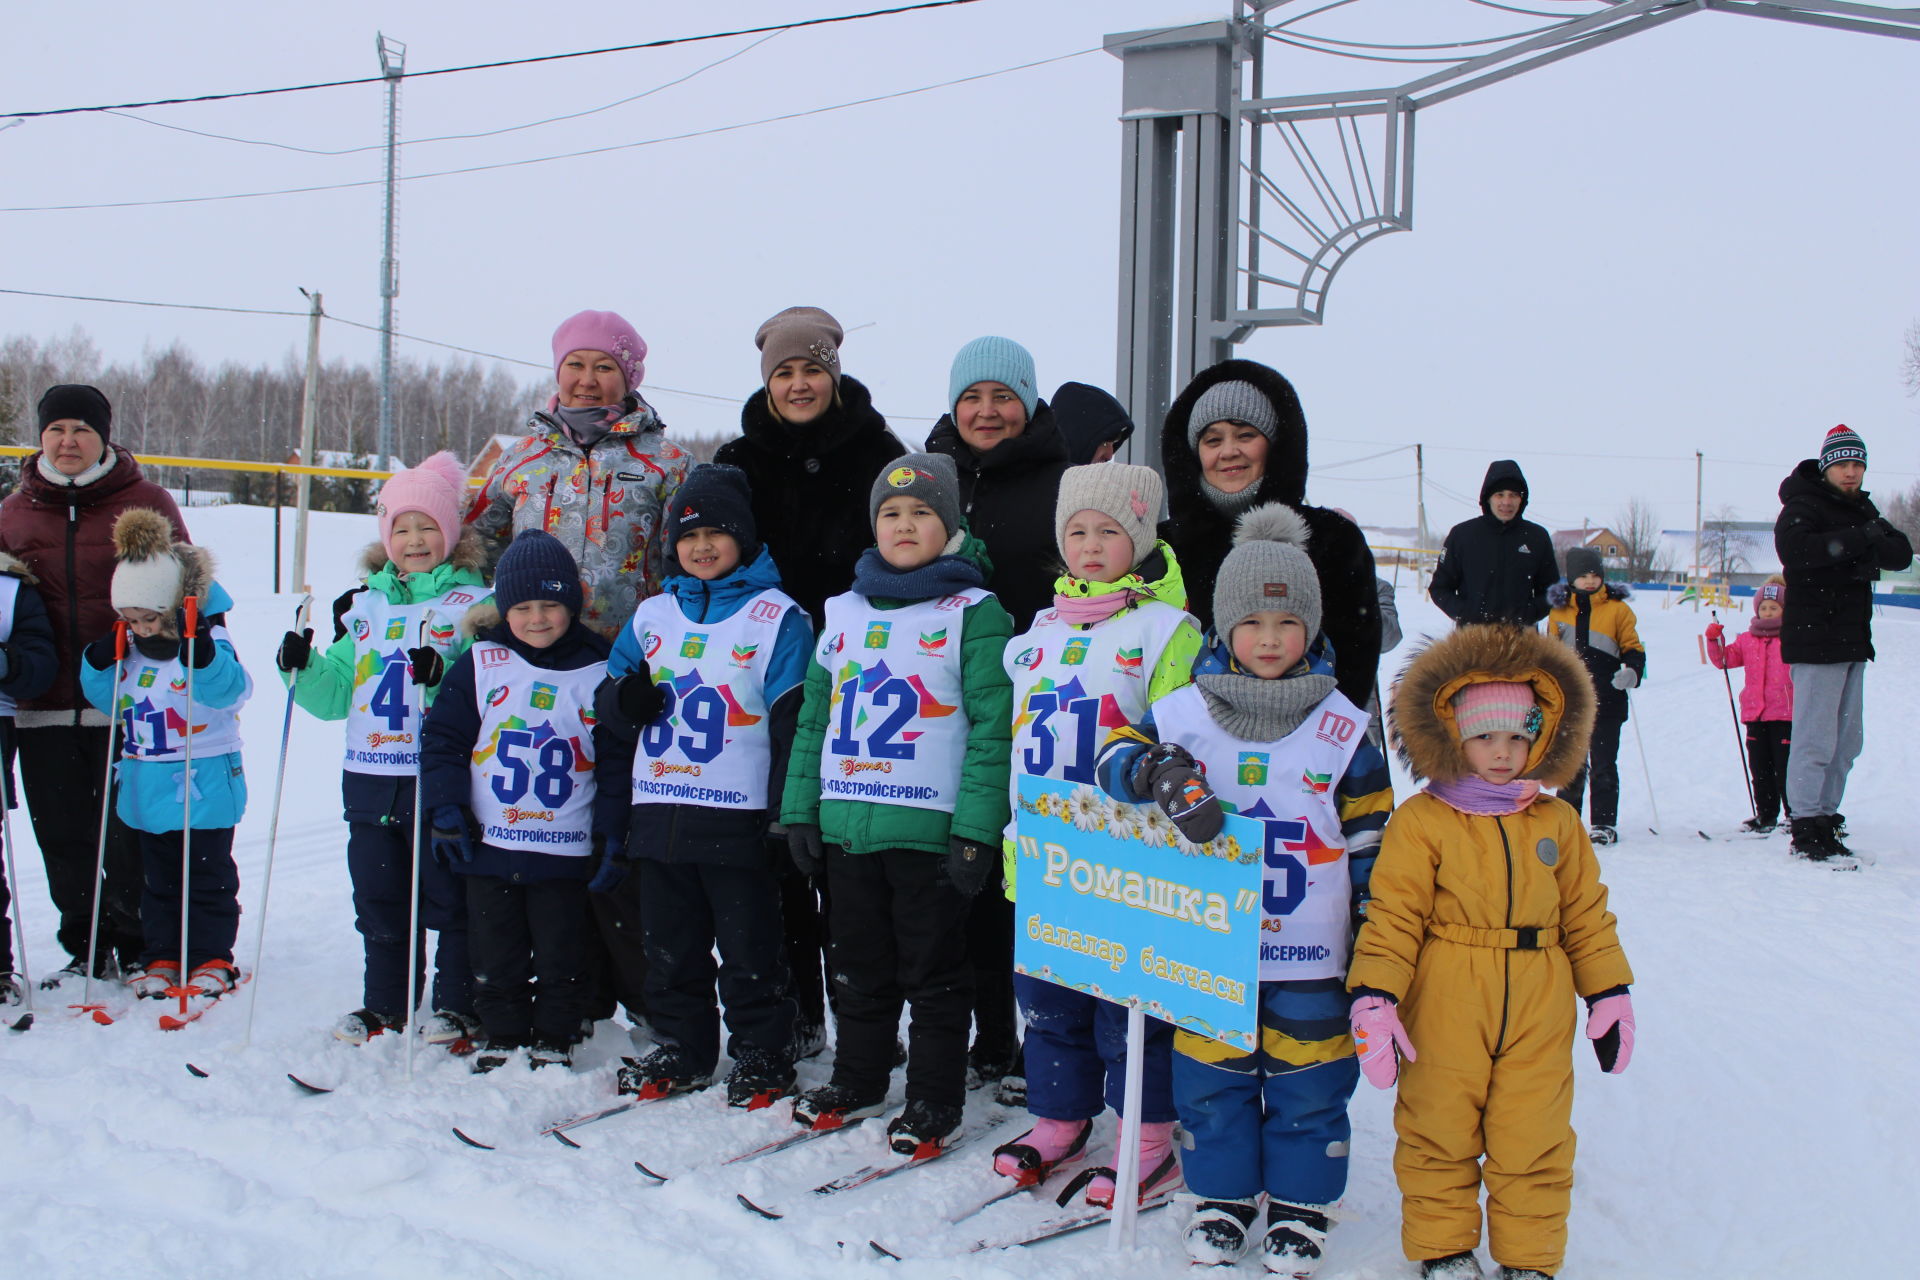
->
<box><xmin>377</xmin><ymin>451</ymin><xmax>466</xmax><ymax>567</ymax></box>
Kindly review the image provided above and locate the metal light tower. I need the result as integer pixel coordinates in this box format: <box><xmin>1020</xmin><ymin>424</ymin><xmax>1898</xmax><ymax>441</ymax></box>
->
<box><xmin>1107</xmin><ymin>0</ymin><xmax>1920</xmax><ymax>454</ymax></box>
<box><xmin>376</xmin><ymin>33</ymin><xmax>406</xmax><ymax>473</ymax></box>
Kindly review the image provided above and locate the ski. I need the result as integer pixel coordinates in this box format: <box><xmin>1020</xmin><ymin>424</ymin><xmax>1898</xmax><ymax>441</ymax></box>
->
<box><xmin>7</xmin><ymin>1011</ymin><xmax>31</xmax><ymax>1032</ymax></box>
<box><xmin>540</xmin><ymin>1099</ymin><xmax>648</xmax><ymax>1142</ymax></box>
<box><xmin>719</xmin><ymin>1113</ymin><xmax>872</xmax><ymax>1167</ymax></box>
<box><xmin>736</xmin><ymin>1193</ymin><xmax>784</xmax><ymax>1221</ymax></box>
<box><xmin>812</xmin><ymin>1122</ymin><xmax>996</xmax><ymax>1198</ymax></box>
<box><xmin>964</xmin><ymin>1189</ymin><xmax>1176</xmax><ymax>1254</ymax></box>
<box><xmin>633</xmin><ymin>1160</ymin><xmax>668</xmax><ymax>1183</ymax></box>
<box><xmin>288</xmin><ymin>1074</ymin><xmax>333</xmax><ymax>1095</ymax></box>
<box><xmin>157</xmin><ymin>972</ymin><xmax>248</xmax><ymax>1032</ymax></box>
<box><xmin>451</xmin><ymin>1127</ymin><xmax>496</xmax><ymax>1150</ymax></box>
<box><xmin>184</xmin><ymin>1063</ymin><xmax>210</xmax><ymax>1078</ymax></box>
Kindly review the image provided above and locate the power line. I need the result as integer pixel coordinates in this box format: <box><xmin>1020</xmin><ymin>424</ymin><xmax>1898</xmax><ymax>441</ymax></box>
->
<box><xmin>97</xmin><ymin>30</ymin><xmax>784</xmax><ymax>158</ymax></box>
<box><xmin>0</xmin><ymin>286</ymin><xmax>305</xmax><ymax>318</ymax></box>
<box><xmin>0</xmin><ymin>1</ymin><xmax>980</xmax><ymax>120</ymax></box>
<box><xmin>0</xmin><ymin>45</ymin><xmax>1102</xmax><ymax>214</ymax></box>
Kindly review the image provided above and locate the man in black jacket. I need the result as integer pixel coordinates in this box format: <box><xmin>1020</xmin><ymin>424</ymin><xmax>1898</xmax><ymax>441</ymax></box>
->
<box><xmin>1773</xmin><ymin>425</ymin><xmax>1912</xmax><ymax>860</ymax></box>
<box><xmin>1429</xmin><ymin>460</ymin><xmax>1557</xmax><ymax>627</ymax></box>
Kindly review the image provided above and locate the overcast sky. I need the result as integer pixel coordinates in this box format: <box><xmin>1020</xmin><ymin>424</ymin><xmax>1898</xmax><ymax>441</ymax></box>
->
<box><xmin>3</xmin><ymin>0</ymin><xmax>1915</xmax><ymax>536</ymax></box>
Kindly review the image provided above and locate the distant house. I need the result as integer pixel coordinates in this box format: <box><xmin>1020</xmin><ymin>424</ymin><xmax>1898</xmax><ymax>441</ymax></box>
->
<box><xmin>1659</xmin><ymin>522</ymin><xmax>1781</xmax><ymax>588</ymax></box>
<box><xmin>465</xmin><ymin>434</ymin><xmax>524</xmax><ymax>489</ymax></box>
<box><xmin>1551</xmin><ymin>526</ymin><xmax>1628</xmax><ymax>562</ymax></box>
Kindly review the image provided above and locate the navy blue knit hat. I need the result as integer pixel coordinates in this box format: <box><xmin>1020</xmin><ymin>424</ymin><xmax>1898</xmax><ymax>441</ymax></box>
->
<box><xmin>667</xmin><ymin>464</ymin><xmax>760</xmax><ymax>566</ymax></box>
<box><xmin>494</xmin><ymin>529</ymin><xmax>583</xmax><ymax>616</ymax></box>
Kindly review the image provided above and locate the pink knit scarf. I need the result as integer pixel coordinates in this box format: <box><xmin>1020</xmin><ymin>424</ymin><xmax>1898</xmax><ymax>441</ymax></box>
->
<box><xmin>1051</xmin><ymin>588</ymin><xmax>1144</xmax><ymax>624</ymax></box>
<box><xmin>1426</xmin><ymin>774</ymin><xmax>1542</xmax><ymax>816</ymax></box>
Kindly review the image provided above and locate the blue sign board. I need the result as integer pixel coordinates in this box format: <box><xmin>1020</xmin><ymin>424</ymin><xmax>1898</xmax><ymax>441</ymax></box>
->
<box><xmin>1012</xmin><ymin>775</ymin><xmax>1262</xmax><ymax>1051</ymax></box>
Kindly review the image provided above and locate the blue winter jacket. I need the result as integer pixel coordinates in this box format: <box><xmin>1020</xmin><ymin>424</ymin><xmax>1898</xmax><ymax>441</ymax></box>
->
<box><xmin>79</xmin><ymin>579</ymin><xmax>251</xmax><ymax>834</ymax></box>
<box><xmin>420</xmin><ymin>609</ymin><xmax>616</xmax><ymax>883</ymax></box>
<box><xmin>598</xmin><ymin>547</ymin><xmax>812</xmax><ymax>867</ymax></box>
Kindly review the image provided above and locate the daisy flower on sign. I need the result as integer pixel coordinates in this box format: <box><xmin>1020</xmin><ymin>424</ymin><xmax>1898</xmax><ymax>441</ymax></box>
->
<box><xmin>1067</xmin><ymin>786</ymin><xmax>1109</xmax><ymax>832</ymax></box>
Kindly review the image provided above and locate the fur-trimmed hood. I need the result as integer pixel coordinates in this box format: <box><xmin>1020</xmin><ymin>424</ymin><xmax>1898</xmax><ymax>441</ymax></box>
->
<box><xmin>0</xmin><ymin>550</ymin><xmax>37</xmax><ymax>583</ymax></box>
<box><xmin>460</xmin><ymin>601</ymin><xmax>502</xmax><ymax>639</ymax></box>
<box><xmin>1390</xmin><ymin>623</ymin><xmax>1595</xmax><ymax>787</ymax></box>
<box><xmin>357</xmin><ymin>525</ymin><xmax>490</xmax><ymax>578</ymax></box>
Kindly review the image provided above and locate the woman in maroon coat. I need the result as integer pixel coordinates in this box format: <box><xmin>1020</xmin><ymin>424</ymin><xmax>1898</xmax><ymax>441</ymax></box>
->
<box><xmin>0</xmin><ymin>385</ymin><xmax>188</xmax><ymax>984</ymax></box>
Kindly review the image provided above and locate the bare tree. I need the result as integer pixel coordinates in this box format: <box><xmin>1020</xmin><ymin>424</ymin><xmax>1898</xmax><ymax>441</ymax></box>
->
<box><xmin>1902</xmin><ymin>318</ymin><xmax>1920</xmax><ymax>398</ymax></box>
<box><xmin>1699</xmin><ymin>504</ymin><xmax>1757</xmax><ymax>577</ymax></box>
<box><xmin>1614</xmin><ymin>497</ymin><xmax>1670</xmax><ymax>580</ymax></box>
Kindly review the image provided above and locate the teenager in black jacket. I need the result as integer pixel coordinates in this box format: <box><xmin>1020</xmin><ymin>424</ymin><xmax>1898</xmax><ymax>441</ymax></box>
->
<box><xmin>1159</xmin><ymin>358</ymin><xmax>1381</xmax><ymax>710</ymax></box>
<box><xmin>1429</xmin><ymin>459</ymin><xmax>1557</xmax><ymax>628</ymax></box>
<box><xmin>1773</xmin><ymin>425</ymin><xmax>1912</xmax><ymax>859</ymax></box>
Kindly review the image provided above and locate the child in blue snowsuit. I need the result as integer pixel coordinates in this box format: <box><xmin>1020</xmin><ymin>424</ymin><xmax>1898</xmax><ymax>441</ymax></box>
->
<box><xmin>276</xmin><ymin>452</ymin><xmax>489</xmax><ymax>1046</ymax></box>
<box><xmin>0</xmin><ymin>552</ymin><xmax>59</xmax><ymax>1004</ymax></box>
<box><xmin>420</xmin><ymin>530</ymin><xmax>622</xmax><ymax>1071</ymax></box>
<box><xmin>1099</xmin><ymin>504</ymin><xmax>1392</xmax><ymax>1274</ymax></box>
<box><xmin>80</xmin><ymin>509</ymin><xmax>253</xmax><ymax>1000</ymax></box>
<box><xmin>594</xmin><ymin>463</ymin><xmax>813</xmax><ymax>1106</ymax></box>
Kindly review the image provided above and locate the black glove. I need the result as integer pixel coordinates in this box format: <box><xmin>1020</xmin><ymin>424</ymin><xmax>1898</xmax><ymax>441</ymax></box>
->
<box><xmin>944</xmin><ymin>836</ymin><xmax>996</xmax><ymax>899</ymax></box>
<box><xmin>277</xmin><ymin>628</ymin><xmax>314</xmax><ymax>673</ymax></box>
<box><xmin>185</xmin><ymin>627</ymin><xmax>219</xmax><ymax>668</ymax></box>
<box><xmin>406</xmin><ymin>646</ymin><xmax>445</xmax><ymax>688</ymax></box>
<box><xmin>587</xmin><ymin>831</ymin><xmax>630</xmax><ymax>894</ymax></box>
<box><xmin>0</xmin><ymin>643</ymin><xmax>10</xmax><ymax>684</ymax></box>
<box><xmin>84</xmin><ymin>627</ymin><xmax>122</xmax><ymax>671</ymax></box>
<box><xmin>787</xmin><ymin>822</ymin><xmax>825</xmax><ymax>878</ymax></box>
<box><xmin>430</xmin><ymin>806</ymin><xmax>477</xmax><ymax>867</ymax></box>
<box><xmin>617</xmin><ymin>663</ymin><xmax>667</xmax><ymax>725</ymax></box>
<box><xmin>1130</xmin><ymin>742</ymin><xmax>1225</xmax><ymax>844</ymax></box>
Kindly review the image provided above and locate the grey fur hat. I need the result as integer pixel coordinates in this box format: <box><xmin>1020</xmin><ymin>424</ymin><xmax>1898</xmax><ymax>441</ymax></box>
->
<box><xmin>1214</xmin><ymin>503</ymin><xmax>1320</xmax><ymax>641</ymax></box>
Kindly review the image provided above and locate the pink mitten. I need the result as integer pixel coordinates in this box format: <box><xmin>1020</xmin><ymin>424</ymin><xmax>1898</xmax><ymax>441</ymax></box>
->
<box><xmin>1350</xmin><ymin>994</ymin><xmax>1416</xmax><ymax>1089</ymax></box>
<box><xmin>1586</xmin><ymin>992</ymin><xmax>1635</xmax><ymax>1074</ymax></box>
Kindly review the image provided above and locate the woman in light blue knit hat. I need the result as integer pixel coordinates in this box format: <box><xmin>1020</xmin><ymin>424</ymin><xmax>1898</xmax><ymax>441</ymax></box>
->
<box><xmin>925</xmin><ymin>335</ymin><xmax>1074</xmax><ymax>1101</ymax></box>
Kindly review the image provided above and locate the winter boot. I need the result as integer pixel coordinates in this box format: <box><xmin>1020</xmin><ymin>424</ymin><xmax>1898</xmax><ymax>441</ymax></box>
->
<box><xmin>1497</xmin><ymin>1268</ymin><xmax>1553</xmax><ymax>1280</ymax></box>
<box><xmin>992</xmin><ymin>1116</ymin><xmax>1092</xmax><ymax>1184</ymax></box>
<box><xmin>188</xmin><ymin>960</ymin><xmax>240</xmax><ymax>996</ymax></box>
<box><xmin>1832</xmin><ymin>812</ymin><xmax>1849</xmax><ymax>838</ymax></box>
<box><xmin>618</xmin><ymin>1044</ymin><xmax>710</xmax><ymax>1098</ymax></box>
<box><xmin>994</xmin><ymin>1070</ymin><xmax>1028</xmax><ymax>1108</ymax></box>
<box><xmin>725</xmin><ymin>1047</ymin><xmax>797</xmax><ymax>1109</ymax></box>
<box><xmin>470</xmin><ymin>1038</ymin><xmax>526</xmax><ymax>1074</ymax></box>
<box><xmin>887</xmin><ymin>1098</ymin><xmax>964</xmax><ymax>1156</ymax></box>
<box><xmin>1181</xmin><ymin>1195</ymin><xmax>1261</xmax><ymax>1266</ymax></box>
<box><xmin>421</xmin><ymin>1010</ymin><xmax>482</xmax><ymax>1046</ymax></box>
<box><xmin>130</xmin><ymin>960</ymin><xmax>181</xmax><ymax>1000</ymax></box>
<box><xmin>1819</xmin><ymin>815</ymin><xmax>1857</xmax><ymax>859</ymax></box>
<box><xmin>1262</xmin><ymin>1201</ymin><xmax>1330</xmax><ymax>1277</ymax></box>
<box><xmin>966</xmin><ymin>1042</ymin><xmax>1018</xmax><ymax>1092</ymax></box>
<box><xmin>41</xmin><ymin>953</ymin><xmax>118</xmax><ymax>990</ymax></box>
<box><xmin>1420</xmin><ymin>1252</ymin><xmax>1487</xmax><ymax>1279</ymax></box>
<box><xmin>1</xmin><ymin>973</ymin><xmax>24</xmax><ymax>1006</ymax></box>
<box><xmin>1084</xmin><ymin>1121</ymin><xmax>1183</xmax><ymax>1206</ymax></box>
<box><xmin>333</xmin><ymin>1008</ymin><xmax>400</xmax><ymax>1045</ymax></box>
<box><xmin>1588</xmin><ymin>825</ymin><xmax>1618</xmax><ymax>846</ymax></box>
<box><xmin>1789</xmin><ymin>816</ymin><xmax>1836</xmax><ymax>861</ymax></box>
<box><xmin>1740</xmin><ymin>817</ymin><xmax>1776</xmax><ymax>834</ymax></box>
<box><xmin>791</xmin><ymin>1018</ymin><xmax>828</xmax><ymax>1061</ymax></box>
<box><xmin>528</xmin><ymin>1038</ymin><xmax>573</xmax><ymax>1070</ymax></box>
<box><xmin>792</xmin><ymin>1081</ymin><xmax>888</xmax><ymax>1131</ymax></box>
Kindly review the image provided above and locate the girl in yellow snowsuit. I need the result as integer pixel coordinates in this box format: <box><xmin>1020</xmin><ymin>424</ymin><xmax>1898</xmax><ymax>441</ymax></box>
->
<box><xmin>1346</xmin><ymin>625</ymin><xmax>1636</xmax><ymax>1280</ymax></box>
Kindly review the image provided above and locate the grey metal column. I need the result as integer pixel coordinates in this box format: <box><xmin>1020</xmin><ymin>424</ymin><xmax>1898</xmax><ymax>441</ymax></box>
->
<box><xmin>1105</xmin><ymin>22</ymin><xmax>1244</xmax><ymax>469</ymax></box>
<box><xmin>375</xmin><ymin>33</ymin><xmax>405</xmax><ymax>473</ymax></box>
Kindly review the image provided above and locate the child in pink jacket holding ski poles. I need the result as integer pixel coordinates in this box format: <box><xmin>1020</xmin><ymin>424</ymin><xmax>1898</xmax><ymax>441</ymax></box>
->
<box><xmin>1705</xmin><ymin>576</ymin><xmax>1793</xmax><ymax>833</ymax></box>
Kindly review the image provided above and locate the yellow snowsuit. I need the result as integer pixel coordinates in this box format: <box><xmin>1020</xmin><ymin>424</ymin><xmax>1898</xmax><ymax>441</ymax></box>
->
<box><xmin>1350</xmin><ymin>794</ymin><xmax>1631</xmax><ymax>1272</ymax></box>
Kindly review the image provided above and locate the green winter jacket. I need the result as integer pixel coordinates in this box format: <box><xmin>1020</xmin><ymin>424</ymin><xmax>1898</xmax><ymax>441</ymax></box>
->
<box><xmin>283</xmin><ymin>534</ymin><xmax>490</xmax><ymax>719</ymax></box>
<box><xmin>780</xmin><ymin>533</ymin><xmax>1013</xmax><ymax>856</ymax></box>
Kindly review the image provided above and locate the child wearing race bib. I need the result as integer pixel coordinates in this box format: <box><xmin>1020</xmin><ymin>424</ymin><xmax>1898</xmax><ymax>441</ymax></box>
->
<box><xmin>1097</xmin><ymin>504</ymin><xmax>1393</xmax><ymax>1275</ymax></box>
<box><xmin>1347</xmin><ymin>625</ymin><xmax>1634</xmax><ymax>1280</ymax></box>
<box><xmin>419</xmin><ymin>530</ymin><xmax>619</xmax><ymax>1072</ymax></box>
<box><xmin>276</xmin><ymin>451</ymin><xmax>490</xmax><ymax>1047</ymax></box>
<box><xmin>993</xmin><ymin>463</ymin><xmax>1203</xmax><ymax>1206</ymax></box>
<box><xmin>595</xmin><ymin>464</ymin><xmax>813</xmax><ymax>1108</ymax></box>
<box><xmin>0</xmin><ymin>552</ymin><xmax>58</xmax><ymax>1008</ymax></box>
<box><xmin>780</xmin><ymin>452</ymin><xmax>1013</xmax><ymax>1155</ymax></box>
<box><xmin>79</xmin><ymin>509</ymin><xmax>254</xmax><ymax>1001</ymax></box>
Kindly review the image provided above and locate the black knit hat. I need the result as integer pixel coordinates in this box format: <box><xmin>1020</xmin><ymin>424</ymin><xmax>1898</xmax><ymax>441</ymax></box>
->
<box><xmin>1564</xmin><ymin>547</ymin><xmax>1604</xmax><ymax>581</ymax></box>
<box><xmin>666</xmin><ymin>464</ymin><xmax>760</xmax><ymax>565</ymax></box>
<box><xmin>37</xmin><ymin>384</ymin><xmax>113</xmax><ymax>445</ymax></box>
<box><xmin>493</xmin><ymin>529</ymin><xmax>583</xmax><ymax>616</ymax></box>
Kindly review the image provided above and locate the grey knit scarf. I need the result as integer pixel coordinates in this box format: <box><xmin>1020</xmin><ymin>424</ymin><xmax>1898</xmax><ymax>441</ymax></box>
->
<box><xmin>1201</xmin><ymin>479</ymin><xmax>1264</xmax><ymax>520</ymax></box>
<box><xmin>1196</xmin><ymin>669</ymin><xmax>1338</xmax><ymax>741</ymax></box>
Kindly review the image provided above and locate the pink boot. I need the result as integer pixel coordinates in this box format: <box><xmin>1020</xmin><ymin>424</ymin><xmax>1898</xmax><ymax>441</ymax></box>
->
<box><xmin>992</xmin><ymin>1116</ymin><xmax>1091</xmax><ymax>1184</ymax></box>
<box><xmin>1084</xmin><ymin>1120</ymin><xmax>1183</xmax><ymax>1207</ymax></box>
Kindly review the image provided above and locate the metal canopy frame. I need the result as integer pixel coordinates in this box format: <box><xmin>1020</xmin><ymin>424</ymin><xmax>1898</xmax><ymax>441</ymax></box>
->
<box><xmin>1108</xmin><ymin>0</ymin><xmax>1920</xmax><ymax>456</ymax></box>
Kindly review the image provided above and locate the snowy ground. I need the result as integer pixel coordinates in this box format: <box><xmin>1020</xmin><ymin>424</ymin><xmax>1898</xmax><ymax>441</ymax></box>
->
<box><xmin>2</xmin><ymin>506</ymin><xmax>1914</xmax><ymax>1279</ymax></box>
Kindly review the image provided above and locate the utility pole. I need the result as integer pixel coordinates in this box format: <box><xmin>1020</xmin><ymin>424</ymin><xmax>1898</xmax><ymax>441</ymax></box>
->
<box><xmin>1693</xmin><ymin>450</ymin><xmax>1704</xmax><ymax>611</ymax></box>
<box><xmin>1415</xmin><ymin>443</ymin><xmax>1429</xmax><ymax>549</ymax></box>
<box><xmin>376</xmin><ymin>33</ymin><xmax>406</xmax><ymax>473</ymax></box>
<box><xmin>293</xmin><ymin>290</ymin><xmax>323</xmax><ymax>595</ymax></box>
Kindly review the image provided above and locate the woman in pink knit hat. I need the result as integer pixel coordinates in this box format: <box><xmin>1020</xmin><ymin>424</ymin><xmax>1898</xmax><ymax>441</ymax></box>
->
<box><xmin>466</xmin><ymin>310</ymin><xmax>691</xmax><ymax>643</ymax></box>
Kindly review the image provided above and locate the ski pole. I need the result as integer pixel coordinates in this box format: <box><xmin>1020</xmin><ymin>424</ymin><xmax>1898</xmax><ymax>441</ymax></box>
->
<box><xmin>1708</xmin><ymin>608</ymin><xmax>1759</xmax><ymax>822</ymax></box>
<box><xmin>76</xmin><ymin>620</ymin><xmax>128</xmax><ymax>1022</ymax></box>
<box><xmin>1628</xmin><ymin>699</ymin><xmax>1661</xmax><ymax>834</ymax></box>
<box><xmin>2</xmin><ymin>765</ymin><xmax>35</xmax><ymax>1020</ymax></box>
<box><xmin>403</xmin><ymin>615</ymin><xmax>433</xmax><ymax>1083</ymax></box>
<box><xmin>242</xmin><ymin>594</ymin><xmax>313</xmax><ymax>1048</ymax></box>
<box><xmin>174</xmin><ymin>594</ymin><xmax>199</xmax><ymax>1015</ymax></box>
